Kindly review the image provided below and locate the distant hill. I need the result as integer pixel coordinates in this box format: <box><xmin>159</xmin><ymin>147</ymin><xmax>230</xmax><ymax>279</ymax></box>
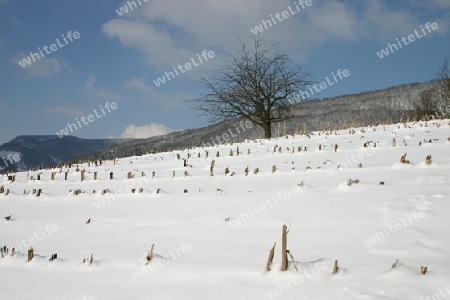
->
<box><xmin>0</xmin><ymin>135</ymin><xmax>129</xmax><ymax>173</ymax></box>
<box><xmin>70</xmin><ymin>81</ymin><xmax>438</xmax><ymax>162</ymax></box>
<box><xmin>2</xmin><ymin>80</ymin><xmax>441</xmax><ymax>171</ymax></box>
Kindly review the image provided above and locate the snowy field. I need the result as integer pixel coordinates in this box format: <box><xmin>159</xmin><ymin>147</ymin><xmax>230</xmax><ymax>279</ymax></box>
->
<box><xmin>1</xmin><ymin>120</ymin><xmax>450</xmax><ymax>300</ymax></box>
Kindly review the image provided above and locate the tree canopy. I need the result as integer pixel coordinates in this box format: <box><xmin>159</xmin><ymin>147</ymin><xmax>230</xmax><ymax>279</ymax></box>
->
<box><xmin>192</xmin><ymin>35</ymin><xmax>313</xmax><ymax>139</ymax></box>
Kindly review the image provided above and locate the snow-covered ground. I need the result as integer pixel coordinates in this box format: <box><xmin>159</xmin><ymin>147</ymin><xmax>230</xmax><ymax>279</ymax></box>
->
<box><xmin>1</xmin><ymin>120</ymin><xmax>450</xmax><ymax>300</ymax></box>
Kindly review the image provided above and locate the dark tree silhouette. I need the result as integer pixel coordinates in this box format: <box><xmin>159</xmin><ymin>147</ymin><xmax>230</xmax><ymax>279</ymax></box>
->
<box><xmin>415</xmin><ymin>89</ymin><xmax>439</xmax><ymax>119</ymax></box>
<box><xmin>192</xmin><ymin>35</ymin><xmax>313</xmax><ymax>139</ymax></box>
<box><xmin>436</xmin><ymin>56</ymin><xmax>450</xmax><ymax>105</ymax></box>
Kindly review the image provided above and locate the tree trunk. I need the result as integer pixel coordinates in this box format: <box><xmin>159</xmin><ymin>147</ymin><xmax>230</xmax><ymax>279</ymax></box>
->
<box><xmin>262</xmin><ymin>122</ymin><xmax>272</xmax><ymax>139</ymax></box>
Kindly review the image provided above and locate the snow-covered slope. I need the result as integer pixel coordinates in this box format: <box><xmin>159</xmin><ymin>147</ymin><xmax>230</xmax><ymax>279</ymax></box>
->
<box><xmin>1</xmin><ymin>120</ymin><xmax>449</xmax><ymax>300</ymax></box>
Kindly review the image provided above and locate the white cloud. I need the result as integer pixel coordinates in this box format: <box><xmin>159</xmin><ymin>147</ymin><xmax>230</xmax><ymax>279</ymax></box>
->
<box><xmin>116</xmin><ymin>123</ymin><xmax>175</xmax><ymax>139</ymax></box>
<box><xmin>43</xmin><ymin>105</ymin><xmax>85</xmax><ymax>118</ymax></box>
<box><xmin>124</xmin><ymin>76</ymin><xmax>191</xmax><ymax>109</ymax></box>
<box><xmin>359</xmin><ymin>1</ymin><xmax>420</xmax><ymax>42</ymax></box>
<box><xmin>432</xmin><ymin>0</ymin><xmax>450</xmax><ymax>7</ymax></box>
<box><xmin>102</xmin><ymin>19</ymin><xmax>194</xmax><ymax>69</ymax></box>
<box><xmin>102</xmin><ymin>0</ymin><xmax>450</xmax><ymax>92</ymax></box>
<box><xmin>84</xmin><ymin>74</ymin><xmax>120</xmax><ymax>100</ymax></box>
<box><xmin>15</xmin><ymin>53</ymin><xmax>67</xmax><ymax>77</ymax></box>
<box><xmin>104</xmin><ymin>0</ymin><xmax>435</xmax><ymax>66</ymax></box>
<box><xmin>134</xmin><ymin>0</ymin><xmax>265</xmax><ymax>48</ymax></box>
<box><xmin>409</xmin><ymin>0</ymin><xmax>450</xmax><ymax>8</ymax></box>
<box><xmin>306</xmin><ymin>1</ymin><xmax>360</xmax><ymax>41</ymax></box>
<box><xmin>408</xmin><ymin>0</ymin><xmax>449</xmax><ymax>36</ymax></box>
<box><xmin>125</xmin><ymin>76</ymin><xmax>153</xmax><ymax>93</ymax></box>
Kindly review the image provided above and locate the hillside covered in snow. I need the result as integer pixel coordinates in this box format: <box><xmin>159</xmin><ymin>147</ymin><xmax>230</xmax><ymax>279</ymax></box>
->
<box><xmin>1</xmin><ymin>119</ymin><xmax>450</xmax><ymax>299</ymax></box>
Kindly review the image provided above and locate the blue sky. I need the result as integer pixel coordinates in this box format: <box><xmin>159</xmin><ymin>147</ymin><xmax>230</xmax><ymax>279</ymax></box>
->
<box><xmin>0</xmin><ymin>0</ymin><xmax>449</xmax><ymax>145</ymax></box>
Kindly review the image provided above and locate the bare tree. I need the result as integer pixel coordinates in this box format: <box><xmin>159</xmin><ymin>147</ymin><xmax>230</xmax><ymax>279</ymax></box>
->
<box><xmin>436</xmin><ymin>56</ymin><xmax>450</xmax><ymax>105</ymax></box>
<box><xmin>192</xmin><ymin>35</ymin><xmax>313</xmax><ymax>139</ymax></box>
<box><xmin>415</xmin><ymin>89</ymin><xmax>439</xmax><ymax>119</ymax></box>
